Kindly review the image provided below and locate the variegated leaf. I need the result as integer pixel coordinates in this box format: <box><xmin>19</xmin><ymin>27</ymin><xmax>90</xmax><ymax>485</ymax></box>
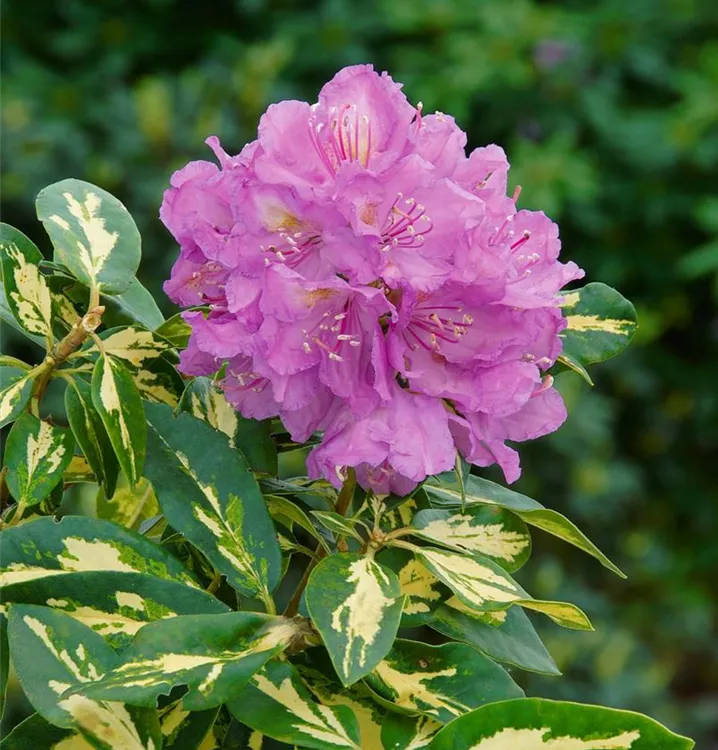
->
<box><xmin>402</xmin><ymin>544</ymin><xmax>592</xmax><ymax>630</ymax></box>
<box><xmin>365</xmin><ymin>639</ymin><xmax>523</xmax><ymax>725</ymax></box>
<box><xmin>305</xmin><ymin>553</ymin><xmax>404</xmax><ymax>686</ymax></box>
<box><xmin>1</xmin><ymin>571</ymin><xmax>227</xmax><ymax>650</ymax></box>
<box><xmin>305</xmin><ymin>671</ymin><xmax>440</xmax><ymax>750</ymax></box>
<box><xmin>0</xmin><ymin>370</ymin><xmax>34</xmax><ymax>428</ymax></box>
<box><xmin>559</xmin><ymin>282</ymin><xmax>637</xmax><ymax>366</ymax></box>
<box><xmin>424</xmin><ymin>474</ymin><xmax>624</xmax><ymax>578</ymax></box>
<box><xmin>411</xmin><ymin>506</ymin><xmax>531</xmax><ymax>572</ymax></box>
<box><xmin>97</xmin><ymin>475</ymin><xmax>159</xmax><ymax>532</ymax></box>
<box><xmin>0</xmin><ymin>515</ymin><xmax>200</xmax><ymax>590</ymax></box>
<box><xmin>144</xmin><ymin>403</ymin><xmax>281</xmax><ymax>606</ymax></box>
<box><xmin>431</xmin><ymin>600</ymin><xmax>560</xmax><ymax>676</ymax></box>
<box><xmin>380</xmin><ymin>495</ymin><xmax>424</xmax><ymax>532</ymax></box>
<box><xmin>5</xmin><ymin>413</ymin><xmax>74</xmax><ymax>508</ymax></box>
<box><xmin>74</xmin><ymin>613</ymin><xmax>301</xmax><ymax>710</ymax></box>
<box><xmin>36</xmin><ymin>179</ymin><xmax>141</xmax><ymax>295</ymax></box>
<box><xmin>427</xmin><ymin>698</ymin><xmax>694</xmax><ymax>750</ymax></box>
<box><xmin>228</xmin><ymin>660</ymin><xmax>361</xmax><ymax>749</ymax></box>
<box><xmin>65</xmin><ymin>377</ymin><xmax>119</xmax><ymax>496</ymax></box>
<box><xmin>84</xmin><ymin>326</ymin><xmax>183</xmax><ymax>406</ymax></box>
<box><xmin>0</xmin><ymin>224</ymin><xmax>53</xmax><ymax>338</ymax></box>
<box><xmin>179</xmin><ymin>376</ymin><xmax>277</xmax><ymax>474</ymax></box>
<box><xmin>159</xmin><ymin>703</ymin><xmax>219</xmax><ymax>749</ymax></box>
<box><xmin>8</xmin><ymin>604</ymin><xmax>160</xmax><ymax>749</ymax></box>
<box><xmin>0</xmin><ymin>712</ymin><xmax>95</xmax><ymax>749</ymax></box>
<box><xmin>377</xmin><ymin>547</ymin><xmax>449</xmax><ymax>627</ymax></box>
<box><xmin>92</xmin><ymin>354</ymin><xmax>146</xmax><ymax>488</ymax></box>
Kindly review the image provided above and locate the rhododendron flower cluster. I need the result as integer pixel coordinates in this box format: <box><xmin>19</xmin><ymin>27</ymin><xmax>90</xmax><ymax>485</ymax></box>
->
<box><xmin>161</xmin><ymin>64</ymin><xmax>584</xmax><ymax>494</ymax></box>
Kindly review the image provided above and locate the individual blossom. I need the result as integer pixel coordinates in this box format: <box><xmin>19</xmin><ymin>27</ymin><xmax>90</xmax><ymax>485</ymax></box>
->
<box><xmin>161</xmin><ymin>63</ymin><xmax>584</xmax><ymax>494</ymax></box>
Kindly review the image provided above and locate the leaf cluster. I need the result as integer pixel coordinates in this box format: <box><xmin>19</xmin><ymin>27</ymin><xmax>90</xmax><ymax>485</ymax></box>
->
<box><xmin>0</xmin><ymin>181</ymin><xmax>691</xmax><ymax>749</ymax></box>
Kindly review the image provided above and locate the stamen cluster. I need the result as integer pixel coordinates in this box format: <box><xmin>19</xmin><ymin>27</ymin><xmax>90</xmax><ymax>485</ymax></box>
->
<box><xmin>161</xmin><ymin>65</ymin><xmax>583</xmax><ymax>494</ymax></box>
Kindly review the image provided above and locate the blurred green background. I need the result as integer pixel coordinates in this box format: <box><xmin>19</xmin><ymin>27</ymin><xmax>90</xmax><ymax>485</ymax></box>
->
<box><xmin>2</xmin><ymin>0</ymin><xmax>717</xmax><ymax>744</ymax></box>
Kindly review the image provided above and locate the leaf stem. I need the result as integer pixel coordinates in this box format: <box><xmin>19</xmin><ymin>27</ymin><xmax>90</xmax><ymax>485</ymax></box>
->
<box><xmin>283</xmin><ymin>469</ymin><xmax>356</xmax><ymax>617</ymax></box>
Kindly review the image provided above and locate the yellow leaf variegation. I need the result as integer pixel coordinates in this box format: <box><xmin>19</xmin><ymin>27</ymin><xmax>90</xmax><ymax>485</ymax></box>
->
<box><xmin>559</xmin><ymin>282</ymin><xmax>637</xmax><ymax>368</ymax></box>
<box><xmin>5</xmin><ymin>413</ymin><xmax>74</xmax><ymax>509</ymax></box>
<box><xmin>366</xmin><ymin>639</ymin><xmax>523</xmax><ymax>725</ymax></box>
<box><xmin>1</xmin><ymin>223</ymin><xmax>55</xmax><ymax>343</ymax></box>
<box><xmin>411</xmin><ymin>506</ymin><xmax>531</xmax><ymax>572</ymax></box>
<box><xmin>92</xmin><ymin>354</ymin><xmax>146</xmax><ymax>487</ymax></box>
<box><xmin>7</xmin><ymin>604</ymin><xmax>160</xmax><ymax>749</ymax></box>
<box><xmin>228</xmin><ymin>661</ymin><xmax>362</xmax><ymax>750</ymax></box>
<box><xmin>36</xmin><ymin>179</ymin><xmax>141</xmax><ymax>295</ymax></box>
<box><xmin>72</xmin><ymin>613</ymin><xmax>300</xmax><ymax>710</ymax></box>
<box><xmin>394</xmin><ymin>544</ymin><xmax>593</xmax><ymax>631</ymax></box>
<box><xmin>427</xmin><ymin>698</ymin><xmax>694</xmax><ymax>750</ymax></box>
<box><xmin>306</xmin><ymin>554</ymin><xmax>404</xmax><ymax>686</ymax></box>
<box><xmin>0</xmin><ymin>371</ymin><xmax>35</xmax><ymax>429</ymax></box>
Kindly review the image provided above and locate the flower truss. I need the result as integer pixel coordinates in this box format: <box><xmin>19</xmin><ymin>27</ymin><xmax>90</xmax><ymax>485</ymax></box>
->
<box><xmin>162</xmin><ymin>64</ymin><xmax>584</xmax><ymax>494</ymax></box>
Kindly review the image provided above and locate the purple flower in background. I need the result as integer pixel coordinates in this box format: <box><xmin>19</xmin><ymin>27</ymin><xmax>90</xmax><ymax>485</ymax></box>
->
<box><xmin>161</xmin><ymin>63</ymin><xmax>584</xmax><ymax>494</ymax></box>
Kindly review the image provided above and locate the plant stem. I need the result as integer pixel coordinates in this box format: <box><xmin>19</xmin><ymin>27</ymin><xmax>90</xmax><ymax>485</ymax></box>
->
<box><xmin>29</xmin><ymin>305</ymin><xmax>105</xmax><ymax>413</ymax></box>
<box><xmin>283</xmin><ymin>469</ymin><xmax>356</xmax><ymax>617</ymax></box>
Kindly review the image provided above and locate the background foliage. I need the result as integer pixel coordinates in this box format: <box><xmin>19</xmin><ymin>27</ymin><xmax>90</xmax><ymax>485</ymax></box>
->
<box><xmin>2</xmin><ymin>0</ymin><xmax>717</xmax><ymax>744</ymax></box>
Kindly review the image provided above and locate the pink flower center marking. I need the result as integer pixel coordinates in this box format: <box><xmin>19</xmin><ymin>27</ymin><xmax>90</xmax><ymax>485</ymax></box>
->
<box><xmin>309</xmin><ymin>104</ymin><xmax>373</xmax><ymax>175</ymax></box>
<box><xmin>301</xmin><ymin>307</ymin><xmax>362</xmax><ymax>363</ymax></box>
<box><xmin>260</xmin><ymin>229</ymin><xmax>322</xmax><ymax>269</ymax></box>
<box><xmin>404</xmin><ymin>301</ymin><xmax>473</xmax><ymax>353</ymax></box>
<box><xmin>380</xmin><ymin>193</ymin><xmax>434</xmax><ymax>252</ymax></box>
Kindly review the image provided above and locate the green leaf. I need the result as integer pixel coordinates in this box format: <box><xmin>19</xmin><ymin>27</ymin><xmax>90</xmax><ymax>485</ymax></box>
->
<box><xmin>427</xmin><ymin>698</ymin><xmax>694</xmax><ymax>750</ymax></box>
<box><xmin>431</xmin><ymin>601</ymin><xmax>560</xmax><ymax>676</ymax></box>
<box><xmin>305</xmin><ymin>553</ymin><xmax>404</xmax><ymax>686</ymax></box>
<box><xmin>179</xmin><ymin>376</ymin><xmax>278</xmax><ymax>474</ymax></box>
<box><xmin>311</xmin><ymin>511</ymin><xmax>365</xmax><ymax>542</ymax></box>
<box><xmin>402</xmin><ymin>544</ymin><xmax>592</xmax><ymax>630</ymax></box>
<box><xmin>365</xmin><ymin>639</ymin><xmax>523</xmax><ymax>725</ymax></box>
<box><xmin>144</xmin><ymin>403</ymin><xmax>281</xmax><ymax>605</ymax></box>
<box><xmin>1</xmin><ymin>571</ymin><xmax>227</xmax><ymax>650</ymax></box>
<box><xmin>0</xmin><ymin>223</ymin><xmax>53</xmax><ymax>339</ymax></box>
<box><xmin>159</xmin><ymin>703</ymin><xmax>219</xmax><ymax>749</ymax></box>
<box><xmin>411</xmin><ymin>506</ymin><xmax>532</xmax><ymax>572</ymax></box>
<box><xmin>36</xmin><ymin>179</ymin><xmax>141</xmax><ymax>295</ymax></box>
<box><xmin>265</xmin><ymin>494</ymin><xmax>330</xmax><ymax>552</ymax></box>
<box><xmin>5</xmin><ymin>413</ymin><xmax>74</xmax><ymax>508</ymax></box>
<box><xmin>8</xmin><ymin>604</ymin><xmax>160</xmax><ymax>749</ymax></box>
<box><xmin>96</xmin><ymin>475</ymin><xmax>159</xmax><ymax>532</ymax></box>
<box><xmin>556</xmin><ymin>352</ymin><xmax>594</xmax><ymax>386</ymax></box>
<box><xmin>376</xmin><ymin>547</ymin><xmax>449</xmax><ymax>627</ymax></box>
<box><xmin>559</xmin><ymin>282</ymin><xmax>637</xmax><ymax>366</ymax></box>
<box><xmin>0</xmin><ymin>712</ymin><xmax>94</xmax><ymax>749</ymax></box>
<box><xmin>155</xmin><ymin>311</ymin><xmax>192</xmax><ymax>348</ymax></box>
<box><xmin>0</xmin><ymin>612</ymin><xmax>7</xmax><ymax>721</ymax></box>
<box><xmin>91</xmin><ymin>354</ymin><xmax>146</xmax><ymax>488</ymax></box>
<box><xmin>424</xmin><ymin>474</ymin><xmax>625</xmax><ymax>578</ymax></box>
<box><xmin>0</xmin><ymin>515</ymin><xmax>200</xmax><ymax>590</ymax></box>
<box><xmin>103</xmin><ymin>278</ymin><xmax>164</xmax><ymax>329</ymax></box>
<box><xmin>65</xmin><ymin>377</ymin><xmax>119</xmax><ymax>497</ymax></box>
<box><xmin>73</xmin><ymin>612</ymin><xmax>301</xmax><ymax>710</ymax></box>
<box><xmin>0</xmin><ymin>370</ymin><xmax>35</xmax><ymax>429</ymax></box>
<box><xmin>228</xmin><ymin>660</ymin><xmax>362</xmax><ymax>749</ymax></box>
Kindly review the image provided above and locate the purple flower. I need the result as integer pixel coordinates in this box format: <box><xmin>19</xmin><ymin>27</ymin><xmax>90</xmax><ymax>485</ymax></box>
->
<box><xmin>161</xmin><ymin>64</ymin><xmax>584</xmax><ymax>493</ymax></box>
